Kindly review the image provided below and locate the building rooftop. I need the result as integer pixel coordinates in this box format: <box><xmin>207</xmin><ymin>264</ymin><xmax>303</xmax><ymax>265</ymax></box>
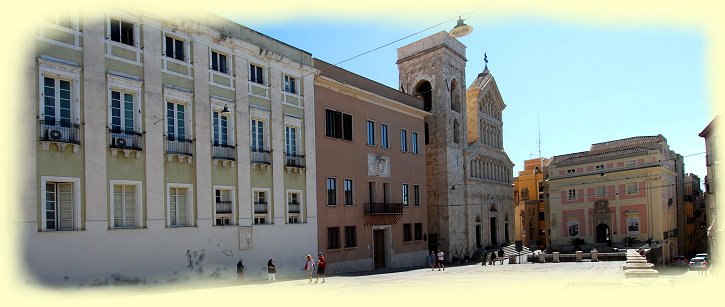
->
<box><xmin>550</xmin><ymin>135</ymin><xmax>668</xmax><ymax>167</ymax></box>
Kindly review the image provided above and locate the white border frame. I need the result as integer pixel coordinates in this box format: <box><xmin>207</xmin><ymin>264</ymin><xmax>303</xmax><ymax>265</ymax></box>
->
<box><xmin>40</xmin><ymin>176</ymin><xmax>82</xmax><ymax>231</ymax></box>
<box><xmin>252</xmin><ymin>187</ymin><xmax>272</xmax><ymax>225</ymax></box>
<box><xmin>38</xmin><ymin>58</ymin><xmax>81</xmax><ymax>125</ymax></box>
<box><xmin>105</xmin><ymin>12</ymin><xmax>142</xmax><ymax>66</ymax></box>
<box><xmin>109</xmin><ymin>180</ymin><xmax>144</xmax><ymax>229</ymax></box>
<box><xmin>166</xmin><ymin>183</ymin><xmax>195</xmax><ymax>227</ymax></box>
<box><xmin>250</xmin><ymin>107</ymin><xmax>271</xmax><ymax>151</ymax></box>
<box><xmin>107</xmin><ymin>73</ymin><xmax>143</xmax><ymax>134</ymax></box>
<box><xmin>213</xmin><ymin>185</ymin><xmax>236</xmax><ymax>226</ymax></box>
<box><xmin>286</xmin><ymin>189</ymin><xmax>304</xmax><ymax>224</ymax></box>
<box><xmin>247</xmin><ymin>61</ymin><xmax>270</xmax><ymax>100</ymax></box>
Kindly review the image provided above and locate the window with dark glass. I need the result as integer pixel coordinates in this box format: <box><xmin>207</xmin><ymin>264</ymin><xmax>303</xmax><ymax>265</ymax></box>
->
<box><xmin>109</xmin><ymin>17</ymin><xmax>134</xmax><ymax>46</ymax></box>
<box><xmin>326</xmin><ymin>178</ymin><xmax>337</xmax><ymax>205</ymax></box>
<box><xmin>250</xmin><ymin>64</ymin><xmax>264</xmax><ymax>84</ymax></box>
<box><xmin>344</xmin><ymin>179</ymin><xmax>353</xmax><ymax>205</ymax></box>
<box><xmin>403</xmin><ymin>223</ymin><xmax>412</xmax><ymax>242</ymax></box>
<box><xmin>413</xmin><ymin>184</ymin><xmax>420</xmax><ymax>206</ymax></box>
<box><xmin>327</xmin><ymin>227</ymin><xmax>341</xmax><ymax>249</ymax></box>
<box><xmin>367</xmin><ymin>120</ymin><xmax>375</xmax><ymax>146</ymax></box>
<box><xmin>344</xmin><ymin>226</ymin><xmax>357</xmax><ymax>248</ymax></box>
<box><xmin>414</xmin><ymin>223</ymin><xmax>423</xmax><ymax>241</ymax></box>
<box><xmin>325</xmin><ymin>109</ymin><xmax>352</xmax><ymax>141</ymax></box>
<box><xmin>211</xmin><ymin>51</ymin><xmax>228</xmax><ymax>74</ymax></box>
<box><xmin>165</xmin><ymin>35</ymin><xmax>185</xmax><ymax>61</ymax></box>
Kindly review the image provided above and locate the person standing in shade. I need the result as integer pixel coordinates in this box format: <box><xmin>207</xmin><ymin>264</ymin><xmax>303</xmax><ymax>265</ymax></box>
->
<box><xmin>436</xmin><ymin>250</ymin><xmax>445</xmax><ymax>271</ymax></box>
<box><xmin>267</xmin><ymin>259</ymin><xmax>276</xmax><ymax>282</ymax></box>
<box><xmin>498</xmin><ymin>249</ymin><xmax>505</xmax><ymax>265</ymax></box>
<box><xmin>304</xmin><ymin>254</ymin><xmax>315</xmax><ymax>284</ymax></box>
<box><xmin>489</xmin><ymin>250</ymin><xmax>496</xmax><ymax>266</ymax></box>
<box><xmin>236</xmin><ymin>258</ymin><xmax>245</xmax><ymax>280</ymax></box>
<box><xmin>429</xmin><ymin>251</ymin><xmax>437</xmax><ymax>270</ymax></box>
<box><xmin>316</xmin><ymin>252</ymin><xmax>326</xmax><ymax>283</ymax></box>
<box><xmin>481</xmin><ymin>251</ymin><xmax>487</xmax><ymax>266</ymax></box>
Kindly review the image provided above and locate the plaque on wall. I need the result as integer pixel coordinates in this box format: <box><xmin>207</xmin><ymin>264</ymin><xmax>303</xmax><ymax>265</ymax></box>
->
<box><xmin>367</xmin><ymin>154</ymin><xmax>391</xmax><ymax>177</ymax></box>
<box><xmin>239</xmin><ymin>226</ymin><xmax>253</xmax><ymax>250</ymax></box>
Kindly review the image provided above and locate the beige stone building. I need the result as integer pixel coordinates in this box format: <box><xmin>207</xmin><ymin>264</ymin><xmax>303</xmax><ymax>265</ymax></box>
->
<box><xmin>396</xmin><ymin>32</ymin><xmax>514</xmax><ymax>261</ymax></box>
<box><xmin>513</xmin><ymin>158</ymin><xmax>549</xmax><ymax>249</ymax></box>
<box><xmin>313</xmin><ymin>59</ymin><xmax>429</xmax><ymax>272</ymax></box>
<box><xmin>699</xmin><ymin>116</ymin><xmax>719</xmax><ymax>259</ymax></box>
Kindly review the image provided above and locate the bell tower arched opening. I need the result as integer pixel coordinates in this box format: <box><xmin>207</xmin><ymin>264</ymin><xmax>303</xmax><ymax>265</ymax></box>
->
<box><xmin>415</xmin><ymin>81</ymin><xmax>432</xmax><ymax>112</ymax></box>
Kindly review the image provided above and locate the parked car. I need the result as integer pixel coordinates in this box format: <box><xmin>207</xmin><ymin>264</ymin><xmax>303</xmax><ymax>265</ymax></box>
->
<box><xmin>694</xmin><ymin>253</ymin><xmax>711</xmax><ymax>265</ymax></box>
<box><xmin>689</xmin><ymin>257</ymin><xmax>709</xmax><ymax>270</ymax></box>
<box><xmin>671</xmin><ymin>256</ymin><xmax>688</xmax><ymax>267</ymax></box>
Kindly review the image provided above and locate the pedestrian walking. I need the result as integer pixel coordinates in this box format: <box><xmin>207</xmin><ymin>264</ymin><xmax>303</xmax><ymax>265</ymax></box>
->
<box><xmin>316</xmin><ymin>252</ymin><xmax>326</xmax><ymax>283</ymax></box>
<box><xmin>498</xmin><ymin>249</ymin><xmax>505</xmax><ymax>265</ymax></box>
<box><xmin>428</xmin><ymin>251</ymin><xmax>437</xmax><ymax>270</ymax></box>
<box><xmin>304</xmin><ymin>254</ymin><xmax>315</xmax><ymax>284</ymax></box>
<box><xmin>267</xmin><ymin>259</ymin><xmax>276</xmax><ymax>282</ymax></box>
<box><xmin>489</xmin><ymin>251</ymin><xmax>495</xmax><ymax>266</ymax></box>
<box><xmin>236</xmin><ymin>258</ymin><xmax>245</xmax><ymax>280</ymax></box>
<box><xmin>481</xmin><ymin>251</ymin><xmax>487</xmax><ymax>266</ymax></box>
<box><xmin>436</xmin><ymin>250</ymin><xmax>445</xmax><ymax>271</ymax></box>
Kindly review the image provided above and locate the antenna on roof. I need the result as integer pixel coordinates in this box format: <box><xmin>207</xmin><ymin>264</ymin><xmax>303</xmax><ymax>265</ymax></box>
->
<box><xmin>538</xmin><ymin>113</ymin><xmax>543</xmax><ymax>165</ymax></box>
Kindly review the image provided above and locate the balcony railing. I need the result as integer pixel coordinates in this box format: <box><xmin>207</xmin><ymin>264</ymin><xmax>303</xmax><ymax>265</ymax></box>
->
<box><xmin>288</xmin><ymin>203</ymin><xmax>300</xmax><ymax>213</ymax></box>
<box><xmin>212</xmin><ymin>143</ymin><xmax>235</xmax><ymax>160</ymax></box>
<box><xmin>165</xmin><ymin>136</ymin><xmax>193</xmax><ymax>155</ymax></box>
<box><xmin>250</xmin><ymin>147</ymin><xmax>271</xmax><ymax>164</ymax></box>
<box><xmin>254</xmin><ymin>202</ymin><xmax>268</xmax><ymax>214</ymax></box>
<box><xmin>109</xmin><ymin>128</ymin><xmax>142</xmax><ymax>150</ymax></box>
<box><xmin>364</xmin><ymin>202</ymin><xmax>404</xmax><ymax>215</ymax></box>
<box><xmin>216</xmin><ymin>201</ymin><xmax>232</xmax><ymax>214</ymax></box>
<box><xmin>39</xmin><ymin>120</ymin><xmax>81</xmax><ymax>144</ymax></box>
<box><xmin>285</xmin><ymin>153</ymin><xmax>305</xmax><ymax>168</ymax></box>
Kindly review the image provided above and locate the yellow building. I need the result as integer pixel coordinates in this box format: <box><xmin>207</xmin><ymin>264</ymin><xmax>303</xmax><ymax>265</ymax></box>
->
<box><xmin>513</xmin><ymin>158</ymin><xmax>549</xmax><ymax>249</ymax></box>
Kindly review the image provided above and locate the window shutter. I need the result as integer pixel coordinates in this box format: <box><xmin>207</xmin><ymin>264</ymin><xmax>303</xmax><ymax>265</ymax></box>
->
<box><xmin>342</xmin><ymin>113</ymin><xmax>352</xmax><ymax>141</ymax></box>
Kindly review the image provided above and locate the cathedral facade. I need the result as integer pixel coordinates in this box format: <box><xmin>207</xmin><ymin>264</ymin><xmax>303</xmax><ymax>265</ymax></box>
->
<box><xmin>397</xmin><ymin>32</ymin><xmax>514</xmax><ymax>260</ymax></box>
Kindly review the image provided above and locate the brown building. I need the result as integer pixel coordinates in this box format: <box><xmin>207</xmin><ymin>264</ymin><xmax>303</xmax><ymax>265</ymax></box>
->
<box><xmin>313</xmin><ymin>59</ymin><xmax>429</xmax><ymax>273</ymax></box>
<box><xmin>513</xmin><ymin>158</ymin><xmax>549</xmax><ymax>249</ymax></box>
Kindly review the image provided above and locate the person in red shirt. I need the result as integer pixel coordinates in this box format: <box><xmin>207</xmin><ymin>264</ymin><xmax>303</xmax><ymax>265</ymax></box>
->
<box><xmin>316</xmin><ymin>252</ymin><xmax>326</xmax><ymax>283</ymax></box>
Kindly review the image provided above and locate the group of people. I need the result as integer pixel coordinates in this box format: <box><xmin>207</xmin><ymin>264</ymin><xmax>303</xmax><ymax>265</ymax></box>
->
<box><xmin>235</xmin><ymin>252</ymin><xmax>326</xmax><ymax>284</ymax></box>
<box><xmin>428</xmin><ymin>250</ymin><xmax>446</xmax><ymax>271</ymax></box>
<box><xmin>481</xmin><ymin>249</ymin><xmax>505</xmax><ymax>266</ymax></box>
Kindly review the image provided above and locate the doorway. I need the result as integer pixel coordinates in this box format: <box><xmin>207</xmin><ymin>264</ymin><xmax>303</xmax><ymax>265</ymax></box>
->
<box><xmin>373</xmin><ymin>229</ymin><xmax>386</xmax><ymax>269</ymax></box>
<box><xmin>490</xmin><ymin>217</ymin><xmax>498</xmax><ymax>246</ymax></box>
<box><xmin>476</xmin><ymin>224</ymin><xmax>482</xmax><ymax>248</ymax></box>
<box><xmin>596</xmin><ymin>223</ymin><xmax>610</xmax><ymax>243</ymax></box>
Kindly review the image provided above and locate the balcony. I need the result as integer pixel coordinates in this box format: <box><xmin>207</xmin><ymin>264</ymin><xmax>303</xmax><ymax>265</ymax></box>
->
<box><xmin>288</xmin><ymin>202</ymin><xmax>300</xmax><ymax>213</ymax></box>
<box><xmin>165</xmin><ymin>136</ymin><xmax>193</xmax><ymax>155</ymax></box>
<box><xmin>38</xmin><ymin>119</ymin><xmax>81</xmax><ymax>152</ymax></box>
<box><xmin>285</xmin><ymin>153</ymin><xmax>305</xmax><ymax>168</ymax></box>
<box><xmin>250</xmin><ymin>147</ymin><xmax>271</xmax><ymax>164</ymax></box>
<box><xmin>254</xmin><ymin>202</ymin><xmax>268</xmax><ymax>214</ymax></box>
<box><xmin>216</xmin><ymin>201</ymin><xmax>232</xmax><ymax>214</ymax></box>
<box><xmin>364</xmin><ymin>202</ymin><xmax>404</xmax><ymax>215</ymax></box>
<box><xmin>212</xmin><ymin>143</ymin><xmax>236</xmax><ymax>161</ymax></box>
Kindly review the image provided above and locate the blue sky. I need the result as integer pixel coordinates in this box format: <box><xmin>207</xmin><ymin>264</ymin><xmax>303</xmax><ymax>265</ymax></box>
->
<box><xmin>221</xmin><ymin>14</ymin><xmax>710</xmax><ymax>180</ymax></box>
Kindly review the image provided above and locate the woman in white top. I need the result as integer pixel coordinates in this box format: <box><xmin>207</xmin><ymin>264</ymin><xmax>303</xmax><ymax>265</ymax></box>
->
<box><xmin>304</xmin><ymin>254</ymin><xmax>315</xmax><ymax>284</ymax></box>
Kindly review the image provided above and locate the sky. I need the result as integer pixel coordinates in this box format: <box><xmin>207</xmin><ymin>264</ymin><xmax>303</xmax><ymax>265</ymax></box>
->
<box><xmin>215</xmin><ymin>10</ymin><xmax>712</xmax><ymax>181</ymax></box>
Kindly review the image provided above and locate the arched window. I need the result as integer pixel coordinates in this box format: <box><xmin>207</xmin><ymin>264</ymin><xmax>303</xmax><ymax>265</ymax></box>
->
<box><xmin>450</xmin><ymin>79</ymin><xmax>460</xmax><ymax>113</ymax></box>
<box><xmin>453</xmin><ymin>119</ymin><xmax>460</xmax><ymax>144</ymax></box>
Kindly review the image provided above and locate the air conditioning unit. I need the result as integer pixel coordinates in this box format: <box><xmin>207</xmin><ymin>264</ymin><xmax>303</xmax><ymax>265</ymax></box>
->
<box><xmin>49</xmin><ymin>129</ymin><xmax>63</xmax><ymax>140</ymax></box>
<box><xmin>115</xmin><ymin>137</ymin><xmax>128</xmax><ymax>147</ymax></box>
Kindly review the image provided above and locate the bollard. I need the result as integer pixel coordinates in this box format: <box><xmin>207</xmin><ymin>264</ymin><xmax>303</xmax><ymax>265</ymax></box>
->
<box><xmin>553</xmin><ymin>252</ymin><xmax>560</xmax><ymax>263</ymax></box>
<box><xmin>509</xmin><ymin>254</ymin><xmax>517</xmax><ymax>264</ymax></box>
<box><xmin>538</xmin><ymin>252</ymin><xmax>545</xmax><ymax>263</ymax></box>
<box><xmin>591</xmin><ymin>250</ymin><xmax>598</xmax><ymax>262</ymax></box>
<box><xmin>575</xmin><ymin>251</ymin><xmax>583</xmax><ymax>262</ymax></box>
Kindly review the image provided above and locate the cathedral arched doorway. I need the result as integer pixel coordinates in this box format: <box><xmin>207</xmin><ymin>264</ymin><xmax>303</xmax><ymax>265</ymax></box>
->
<box><xmin>596</xmin><ymin>223</ymin><xmax>610</xmax><ymax>243</ymax></box>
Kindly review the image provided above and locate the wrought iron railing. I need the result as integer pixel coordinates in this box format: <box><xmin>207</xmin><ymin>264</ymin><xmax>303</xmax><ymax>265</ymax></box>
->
<box><xmin>250</xmin><ymin>147</ymin><xmax>271</xmax><ymax>164</ymax></box>
<box><xmin>254</xmin><ymin>202</ymin><xmax>268</xmax><ymax>214</ymax></box>
<box><xmin>364</xmin><ymin>202</ymin><xmax>404</xmax><ymax>215</ymax></box>
<box><xmin>216</xmin><ymin>201</ymin><xmax>232</xmax><ymax>214</ymax></box>
<box><xmin>288</xmin><ymin>203</ymin><xmax>300</xmax><ymax>213</ymax></box>
<box><xmin>108</xmin><ymin>128</ymin><xmax>142</xmax><ymax>150</ymax></box>
<box><xmin>165</xmin><ymin>136</ymin><xmax>193</xmax><ymax>155</ymax></box>
<box><xmin>285</xmin><ymin>153</ymin><xmax>305</xmax><ymax>168</ymax></box>
<box><xmin>212</xmin><ymin>143</ymin><xmax>235</xmax><ymax>160</ymax></box>
<box><xmin>39</xmin><ymin>120</ymin><xmax>81</xmax><ymax>144</ymax></box>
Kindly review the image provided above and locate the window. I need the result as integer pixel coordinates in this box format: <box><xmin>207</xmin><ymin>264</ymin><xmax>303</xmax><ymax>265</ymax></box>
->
<box><xmin>411</xmin><ymin>132</ymin><xmax>419</xmax><ymax>154</ymax></box>
<box><xmin>254</xmin><ymin>190</ymin><xmax>269</xmax><ymax>225</ymax></box>
<box><xmin>325</xmin><ymin>109</ymin><xmax>352</xmax><ymax>141</ymax></box>
<box><xmin>567</xmin><ymin>169</ymin><xmax>576</xmax><ymax>174</ymax></box>
<box><xmin>214</xmin><ymin>188</ymin><xmax>233</xmax><ymax>226</ymax></box>
<box><xmin>402</xmin><ymin>184</ymin><xmax>409</xmax><ymax>206</ymax></box>
<box><xmin>288</xmin><ymin>191</ymin><xmax>301</xmax><ymax>224</ymax></box>
<box><xmin>413</xmin><ymin>184</ymin><xmax>420</xmax><ymax>207</ymax></box>
<box><xmin>538</xmin><ymin>212</ymin><xmax>545</xmax><ymax>221</ymax></box>
<box><xmin>403</xmin><ymin>223</ymin><xmax>412</xmax><ymax>242</ymax></box>
<box><xmin>625</xmin><ymin>160</ymin><xmax>636</xmax><ymax>167</ymax></box>
<box><xmin>596</xmin><ymin>186</ymin><xmax>606</xmax><ymax>197</ymax></box>
<box><xmin>250</xmin><ymin>64</ymin><xmax>265</xmax><ymax>85</ymax></box>
<box><xmin>381</xmin><ymin>124</ymin><xmax>389</xmax><ymax>149</ymax></box>
<box><xmin>43</xmin><ymin>77</ymin><xmax>73</xmax><ymax>124</ymax></box>
<box><xmin>168</xmin><ymin>185</ymin><xmax>193</xmax><ymax>227</ymax></box>
<box><xmin>626</xmin><ymin>182</ymin><xmax>638</xmax><ymax>194</ymax></box>
<box><xmin>595</xmin><ymin>164</ymin><xmax>605</xmax><ymax>171</ymax></box>
<box><xmin>42</xmin><ymin>179</ymin><xmax>79</xmax><ymax>231</ymax></box>
<box><xmin>521</xmin><ymin>188</ymin><xmax>529</xmax><ymax>200</ymax></box>
<box><xmin>109</xmin><ymin>17</ymin><xmax>134</xmax><ymax>46</ymax></box>
<box><xmin>344</xmin><ymin>179</ymin><xmax>353</xmax><ymax>206</ymax></box>
<box><xmin>367</xmin><ymin>120</ymin><xmax>375</xmax><ymax>146</ymax></box>
<box><xmin>112</xmin><ymin>183</ymin><xmax>141</xmax><ymax>229</ymax></box>
<box><xmin>327</xmin><ymin>227</ymin><xmax>341</xmax><ymax>249</ymax></box>
<box><xmin>212</xmin><ymin>110</ymin><xmax>231</xmax><ymax>146</ymax></box>
<box><xmin>401</xmin><ymin>129</ymin><xmax>408</xmax><ymax>152</ymax></box>
<box><xmin>414</xmin><ymin>223</ymin><xmax>423</xmax><ymax>241</ymax></box>
<box><xmin>250</xmin><ymin>118</ymin><xmax>265</xmax><ymax>150</ymax></box>
<box><xmin>368</xmin><ymin>181</ymin><xmax>377</xmax><ymax>204</ymax></box>
<box><xmin>210</xmin><ymin>50</ymin><xmax>228</xmax><ymax>74</ymax></box>
<box><xmin>344</xmin><ymin>226</ymin><xmax>357</xmax><ymax>248</ymax></box>
<box><xmin>166</xmin><ymin>102</ymin><xmax>187</xmax><ymax>141</ymax></box>
<box><xmin>538</xmin><ymin>181</ymin><xmax>544</xmax><ymax>200</ymax></box>
<box><xmin>568</xmin><ymin>189</ymin><xmax>577</xmax><ymax>200</ymax></box>
<box><xmin>107</xmin><ymin>76</ymin><xmax>143</xmax><ymax>149</ymax></box>
<box><xmin>327</xmin><ymin>178</ymin><xmax>337</xmax><ymax>205</ymax></box>
<box><xmin>164</xmin><ymin>35</ymin><xmax>185</xmax><ymax>61</ymax></box>
<box><xmin>283</xmin><ymin>75</ymin><xmax>297</xmax><ymax>94</ymax></box>
<box><xmin>285</xmin><ymin>126</ymin><xmax>298</xmax><ymax>155</ymax></box>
